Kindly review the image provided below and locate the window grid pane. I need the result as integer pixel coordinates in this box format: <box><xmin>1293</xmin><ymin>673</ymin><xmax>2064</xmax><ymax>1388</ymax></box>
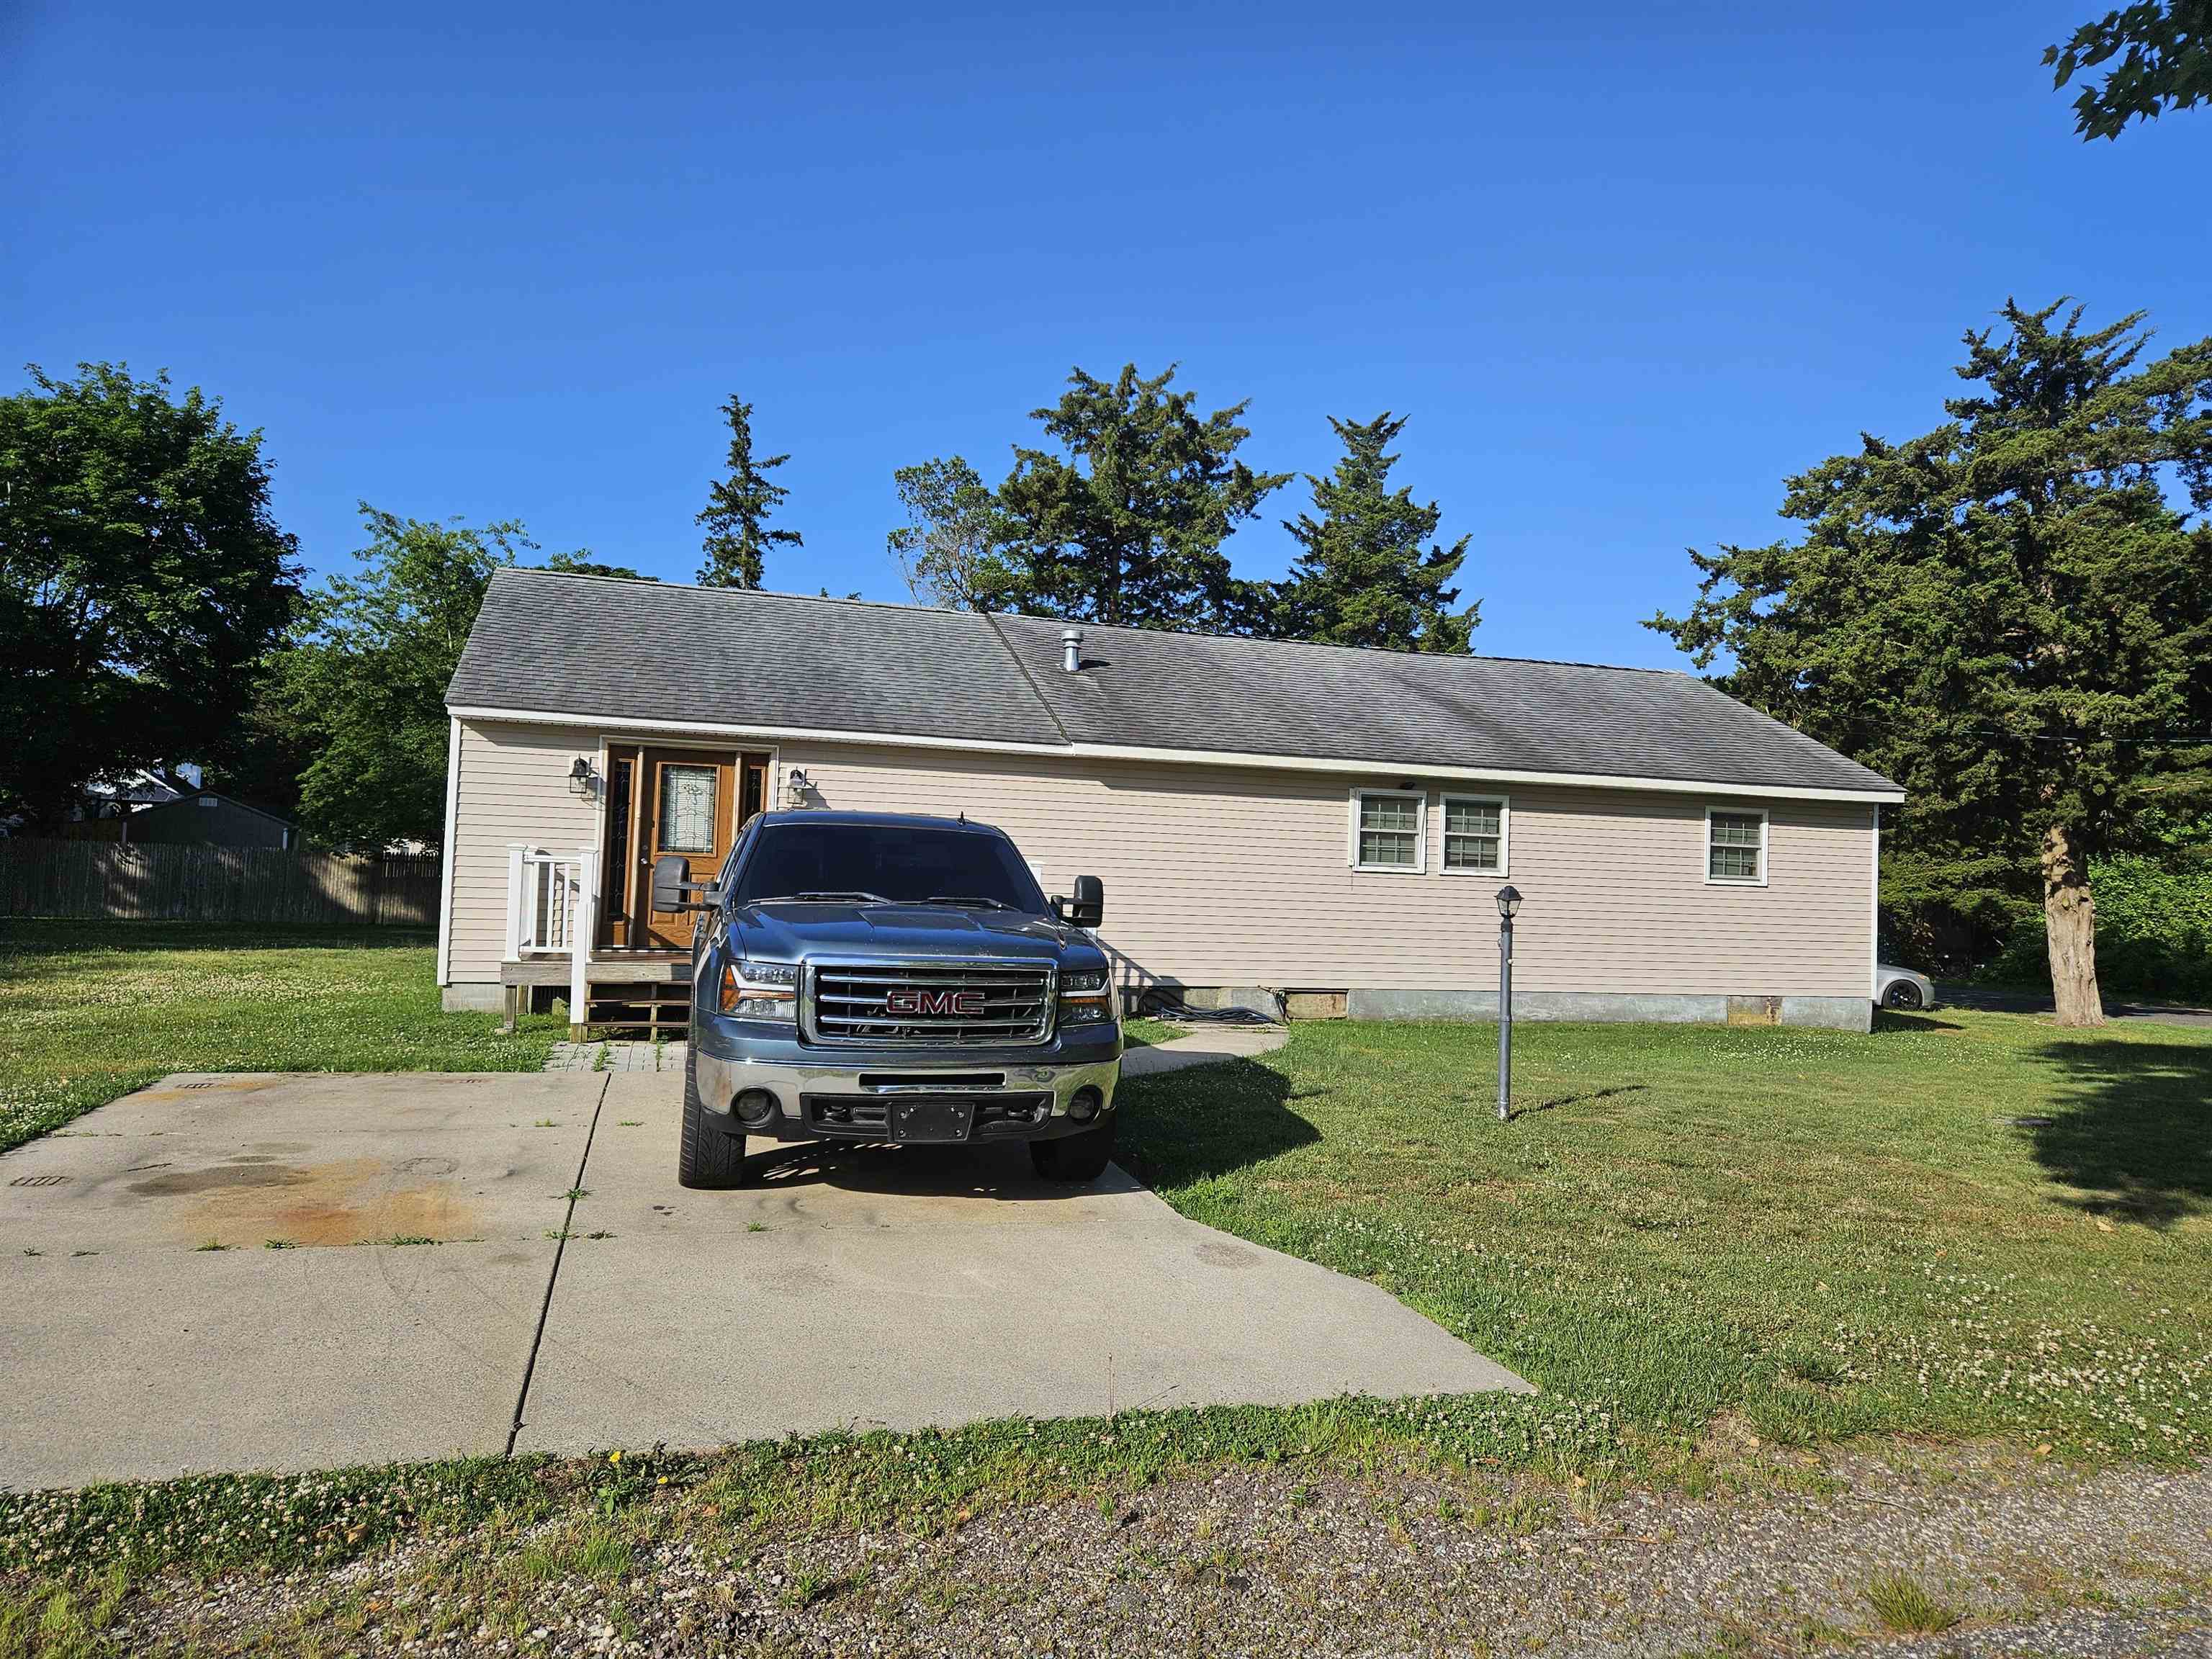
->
<box><xmin>1445</xmin><ymin>834</ymin><xmax>1500</xmax><ymax>871</ymax></box>
<box><xmin>1708</xmin><ymin>811</ymin><xmax>1762</xmax><ymax>880</ymax></box>
<box><xmin>1444</xmin><ymin>801</ymin><xmax>1498</xmax><ymax>837</ymax></box>
<box><xmin>1443</xmin><ymin>799</ymin><xmax>1501</xmax><ymax>871</ymax></box>
<box><xmin>1360</xmin><ymin>796</ymin><xmax>1419</xmax><ymax>832</ymax></box>
<box><xmin>1359</xmin><ymin>830</ymin><xmax>1416</xmax><ymax>866</ymax></box>
<box><xmin>1357</xmin><ymin>794</ymin><xmax>1419</xmax><ymax>867</ymax></box>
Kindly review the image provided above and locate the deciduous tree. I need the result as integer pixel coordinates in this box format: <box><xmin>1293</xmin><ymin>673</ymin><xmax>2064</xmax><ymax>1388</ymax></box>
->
<box><xmin>0</xmin><ymin>363</ymin><xmax>300</xmax><ymax>829</ymax></box>
<box><xmin>2046</xmin><ymin>0</ymin><xmax>2211</xmax><ymax>138</ymax></box>
<box><xmin>696</xmin><ymin>394</ymin><xmax>799</xmax><ymax>588</ymax></box>
<box><xmin>994</xmin><ymin>364</ymin><xmax>1289</xmax><ymax>631</ymax></box>
<box><xmin>886</xmin><ymin>456</ymin><xmax>1012</xmax><ymax>608</ymax></box>
<box><xmin>1273</xmin><ymin>413</ymin><xmax>1477</xmax><ymax>652</ymax></box>
<box><xmin>1649</xmin><ymin>300</ymin><xmax>2212</xmax><ymax>1027</ymax></box>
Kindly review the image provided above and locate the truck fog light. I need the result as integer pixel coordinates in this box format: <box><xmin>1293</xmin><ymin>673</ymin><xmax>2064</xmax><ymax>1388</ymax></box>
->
<box><xmin>1067</xmin><ymin>1086</ymin><xmax>1102</xmax><ymax>1123</ymax></box>
<box><xmin>733</xmin><ymin>1087</ymin><xmax>779</xmax><ymax>1126</ymax></box>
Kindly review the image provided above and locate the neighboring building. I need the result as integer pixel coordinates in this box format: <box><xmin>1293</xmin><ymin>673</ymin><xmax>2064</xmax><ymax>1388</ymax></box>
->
<box><xmin>439</xmin><ymin>569</ymin><xmax>1902</xmax><ymax>1031</ymax></box>
<box><xmin>120</xmin><ymin>789</ymin><xmax>300</xmax><ymax>849</ymax></box>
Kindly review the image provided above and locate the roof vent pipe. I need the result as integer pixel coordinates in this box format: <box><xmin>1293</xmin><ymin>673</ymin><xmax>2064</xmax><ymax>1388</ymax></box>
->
<box><xmin>1061</xmin><ymin>628</ymin><xmax>1083</xmax><ymax>673</ymax></box>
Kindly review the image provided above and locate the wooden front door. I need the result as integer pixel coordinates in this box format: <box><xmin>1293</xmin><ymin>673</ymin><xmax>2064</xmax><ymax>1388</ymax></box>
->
<box><xmin>637</xmin><ymin>749</ymin><xmax>737</xmax><ymax>949</ymax></box>
<box><xmin>600</xmin><ymin>747</ymin><xmax>770</xmax><ymax>950</ymax></box>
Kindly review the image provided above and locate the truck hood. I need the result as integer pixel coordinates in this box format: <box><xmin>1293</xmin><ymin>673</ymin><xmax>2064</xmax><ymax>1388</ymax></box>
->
<box><xmin>731</xmin><ymin>903</ymin><xmax>1081</xmax><ymax>964</ymax></box>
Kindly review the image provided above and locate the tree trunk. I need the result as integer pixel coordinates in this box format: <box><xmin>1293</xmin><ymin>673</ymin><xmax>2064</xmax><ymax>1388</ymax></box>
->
<box><xmin>2041</xmin><ymin>822</ymin><xmax>2104</xmax><ymax>1028</ymax></box>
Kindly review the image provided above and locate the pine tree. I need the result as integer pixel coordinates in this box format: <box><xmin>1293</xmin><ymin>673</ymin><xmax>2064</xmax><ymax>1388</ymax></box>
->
<box><xmin>1650</xmin><ymin>300</ymin><xmax>2212</xmax><ymax>1027</ymax></box>
<box><xmin>1274</xmin><ymin>413</ymin><xmax>1477</xmax><ymax>652</ymax></box>
<box><xmin>696</xmin><ymin>395</ymin><xmax>800</xmax><ymax>588</ymax></box>
<box><xmin>994</xmin><ymin>364</ymin><xmax>1289</xmax><ymax>631</ymax></box>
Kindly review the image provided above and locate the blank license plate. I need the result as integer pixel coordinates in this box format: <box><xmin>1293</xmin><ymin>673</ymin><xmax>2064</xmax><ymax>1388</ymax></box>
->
<box><xmin>890</xmin><ymin>1098</ymin><xmax>975</xmax><ymax>1143</ymax></box>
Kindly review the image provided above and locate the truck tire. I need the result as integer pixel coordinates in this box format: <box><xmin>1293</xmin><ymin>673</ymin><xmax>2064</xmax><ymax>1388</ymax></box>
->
<box><xmin>1029</xmin><ymin>1113</ymin><xmax>1115</xmax><ymax>1184</ymax></box>
<box><xmin>677</xmin><ymin>1034</ymin><xmax>748</xmax><ymax>1189</ymax></box>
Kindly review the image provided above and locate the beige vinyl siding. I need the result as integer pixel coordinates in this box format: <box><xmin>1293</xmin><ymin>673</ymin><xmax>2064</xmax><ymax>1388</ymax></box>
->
<box><xmin>773</xmin><ymin>741</ymin><xmax>1874</xmax><ymax>997</ymax></box>
<box><xmin>443</xmin><ymin>723</ymin><xmax>1876</xmax><ymax>1000</ymax></box>
<box><xmin>446</xmin><ymin>720</ymin><xmax>601</xmax><ymax>987</ymax></box>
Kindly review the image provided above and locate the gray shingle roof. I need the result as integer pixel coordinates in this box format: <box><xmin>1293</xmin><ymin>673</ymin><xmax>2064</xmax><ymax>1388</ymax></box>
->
<box><xmin>448</xmin><ymin>570</ymin><xmax>1897</xmax><ymax>797</ymax></box>
<box><xmin>447</xmin><ymin>569</ymin><xmax>1065</xmax><ymax>748</ymax></box>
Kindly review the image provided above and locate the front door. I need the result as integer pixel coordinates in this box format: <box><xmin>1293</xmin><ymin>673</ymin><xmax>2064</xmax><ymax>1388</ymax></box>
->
<box><xmin>637</xmin><ymin>748</ymin><xmax>737</xmax><ymax>949</ymax></box>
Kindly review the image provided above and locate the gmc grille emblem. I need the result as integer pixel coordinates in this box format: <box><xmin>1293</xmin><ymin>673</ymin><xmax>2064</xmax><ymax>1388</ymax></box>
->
<box><xmin>884</xmin><ymin>989</ymin><xmax>986</xmax><ymax>1017</ymax></box>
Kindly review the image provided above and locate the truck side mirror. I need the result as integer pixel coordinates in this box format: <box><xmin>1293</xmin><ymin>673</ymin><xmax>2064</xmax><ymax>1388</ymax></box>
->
<box><xmin>1065</xmin><ymin>874</ymin><xmax>1103</xmax><ymax>928</ymax></box>
<box><xmin>651</xmin><ymin>853</ymin><xmax>694</xmax><ymax>913</ymax></box>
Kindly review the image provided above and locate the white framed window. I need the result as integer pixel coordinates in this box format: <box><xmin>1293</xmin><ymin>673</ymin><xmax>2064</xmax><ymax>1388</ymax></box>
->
<box><xmin>1439</xmin><ymin>793</ymin><xmax>1509</xmax><ymax>875</ymax></box>
<box><xmin>1349</xmin><ymin>788</ymin><xmax>1426</xmax><ymax>872</ymax></box>
<box><xmin>1705</xmin><ymin>805</ymin><xmax>1768</xmax><ymax>886</ymax></box>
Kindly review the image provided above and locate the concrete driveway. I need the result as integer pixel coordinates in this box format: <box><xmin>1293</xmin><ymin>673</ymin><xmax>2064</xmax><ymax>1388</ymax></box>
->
<box><xmin>0</xmin><ymin>1058</ymin><xmax>1522</xmax><ymax>1490</ymax></box>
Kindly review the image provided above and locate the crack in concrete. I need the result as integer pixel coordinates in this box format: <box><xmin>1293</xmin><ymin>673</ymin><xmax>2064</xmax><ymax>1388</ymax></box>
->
<box><xmin>503</xmin><ymin>1075</ymin><xmax>609</xmax><ymax>1456</ymax></box>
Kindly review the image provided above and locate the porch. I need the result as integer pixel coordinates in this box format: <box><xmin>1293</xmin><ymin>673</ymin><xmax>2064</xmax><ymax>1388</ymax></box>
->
<box><xmin>498</xmin><ymin>845</ymin><xmax>693</xmax><ymax>1038</ymax></box>
<box><xmin>494</xmin><ymin>745</ymin><xmax>767</xmax><ymax>1038</ymax></box>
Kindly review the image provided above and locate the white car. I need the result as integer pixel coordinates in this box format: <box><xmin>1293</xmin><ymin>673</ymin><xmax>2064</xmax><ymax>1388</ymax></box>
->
<box><xmin>1874</xmin><ymin>963</ymin><xmax>1936</xmax><ymax>1011</ymax></box>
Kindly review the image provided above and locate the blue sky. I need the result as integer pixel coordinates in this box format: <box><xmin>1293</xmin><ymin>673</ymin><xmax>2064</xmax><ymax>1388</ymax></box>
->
<box><xmin>6</xmin><ymin>1</ymin><xmax>2206</xmax><ymax>668</ymax></box>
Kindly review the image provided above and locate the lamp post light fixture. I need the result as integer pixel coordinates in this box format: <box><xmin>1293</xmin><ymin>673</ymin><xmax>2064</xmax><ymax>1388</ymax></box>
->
<box><xmin>1495</xmin><ymin>884</ymin><xmax>1522</xmax><ymax>1122</ymax></box>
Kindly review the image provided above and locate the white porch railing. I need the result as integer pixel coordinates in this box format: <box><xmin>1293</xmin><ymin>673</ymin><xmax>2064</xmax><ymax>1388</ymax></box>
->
<box><xmin>505</xmin><ymin>845</ymin><xmax>599</xmax><ymax>1025</ymax></box>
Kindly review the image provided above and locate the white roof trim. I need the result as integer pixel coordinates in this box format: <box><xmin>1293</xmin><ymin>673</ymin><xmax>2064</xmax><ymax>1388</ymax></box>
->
<box><xmin>446</xmin><ymin>704</ymin><xmax>1906</xmax><ymax>804</ymax></box>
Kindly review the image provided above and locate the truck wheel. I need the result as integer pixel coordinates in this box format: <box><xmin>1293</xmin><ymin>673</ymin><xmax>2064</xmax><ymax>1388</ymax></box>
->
<box><xmin>677</xmin><ymin>1035</ymin><xmax>748</xmax><ymax>1189</ymax></box>
<box><xmin>1029</xmin><ymin>1114</ymin><xmax>1115</xmax><ymax>1184</ymax></box>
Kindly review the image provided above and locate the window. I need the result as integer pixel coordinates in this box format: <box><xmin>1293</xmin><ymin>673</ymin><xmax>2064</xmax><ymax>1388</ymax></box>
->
<box><xmin>657</xmin><ymin>764</ymin><xmax>718</xmax><ymax>853</ymax></box>
<box><xmin>1706</xmin><ymin>806</ymin><xmax>1767</xmax><ymax>885</ymax></box>
<box><xmin>1351</xmin><ymin>789</ymin><xmax>1425</xmax><ymax>871</ymax></box>
<box><xmin>1441</xmin><ymin>795</ymin><xmax>1508</xmax><ymax>873</ymax></box>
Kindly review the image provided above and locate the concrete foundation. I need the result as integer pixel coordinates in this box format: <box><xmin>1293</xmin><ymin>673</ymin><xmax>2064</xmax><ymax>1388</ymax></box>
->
<box><xmin>441</xmin><ymin>982</ymin><xmax>507</xmax><ymax>1014</ymax></box>
<box><xmin>1344</xmin><ymin>988</ymin><xmax>1871</xmax><ymax>1033</ymax></box>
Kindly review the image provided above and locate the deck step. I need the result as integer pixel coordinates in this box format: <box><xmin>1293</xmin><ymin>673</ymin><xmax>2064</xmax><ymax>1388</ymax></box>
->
<box><xmin>583</xmin><ymin>976</ymin><xmax>691</xmax><ymax>1040</ymax></box>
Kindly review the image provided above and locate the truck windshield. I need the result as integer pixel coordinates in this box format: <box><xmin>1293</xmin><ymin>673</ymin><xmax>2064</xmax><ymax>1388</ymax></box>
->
<box><xmin>732</xmin><ymin>822</ymin><xmax>1048</xmax><ymax>914</ymax></box>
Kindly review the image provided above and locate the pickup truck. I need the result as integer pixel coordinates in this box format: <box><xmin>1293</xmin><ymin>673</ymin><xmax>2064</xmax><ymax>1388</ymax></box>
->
<box><xmin>652</xmin><ymin>809</ymin><xmax>1121</xmax><ymax>1190</ymax></box>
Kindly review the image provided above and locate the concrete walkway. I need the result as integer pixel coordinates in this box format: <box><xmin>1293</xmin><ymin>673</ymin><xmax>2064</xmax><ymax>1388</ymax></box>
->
<box><xmin>0</xmin><ymin>1034</ymin><xmax>1519</xmax><ymax>1490</ymax></box>
<box><xmin>1121</xmin><ymin>1020</ymin><xmax>1290</xmax><ymax>1074</ymax></box>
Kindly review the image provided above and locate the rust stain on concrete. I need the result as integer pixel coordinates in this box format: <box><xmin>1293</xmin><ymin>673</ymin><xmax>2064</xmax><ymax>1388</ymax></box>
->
<box><xmin>132</xmin><ymin>1156</ymin><xmax>482</xmax><ymax>1248</ymax></box>
<box><xmin>130</xmin><ymin>1078</ymin><xmax>274</xmax><ymax>1104</ymax></box>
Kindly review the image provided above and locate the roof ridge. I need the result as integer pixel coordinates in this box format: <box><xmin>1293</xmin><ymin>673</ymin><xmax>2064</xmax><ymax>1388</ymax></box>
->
<box><xmin>497</xmin><ymin>567</ymin><xmax>1688</xmax><ymax>677</ymax></box>
<box><xmin>495</xmin><ymin>564</ymin><xmax>988</xmax><ymax>621</ymax></box>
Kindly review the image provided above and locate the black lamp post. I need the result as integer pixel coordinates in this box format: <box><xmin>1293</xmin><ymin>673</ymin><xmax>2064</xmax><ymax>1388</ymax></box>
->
<box><xmin>1496</xmin><ymin>885</ymin><xmax>1522</xmax><ymax>1121</ymax></box>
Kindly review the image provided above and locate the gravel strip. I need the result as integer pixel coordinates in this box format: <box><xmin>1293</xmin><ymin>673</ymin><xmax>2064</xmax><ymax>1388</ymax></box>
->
<box><xmin>106</xmin><ymin>1447</ymin><xmax>2212</xmax><ymax>1657</ymax></box>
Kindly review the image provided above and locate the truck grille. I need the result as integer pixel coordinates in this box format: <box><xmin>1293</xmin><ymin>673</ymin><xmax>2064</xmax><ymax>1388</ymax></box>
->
<box><xmin>804</xmin><ymin>961</ymin><xmax>1056</xmax><ymax>1046</ymax></box>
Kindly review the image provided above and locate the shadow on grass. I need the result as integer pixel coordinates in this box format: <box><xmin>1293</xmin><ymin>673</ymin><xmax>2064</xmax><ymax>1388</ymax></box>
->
<box><xmin>1113</xmin><ymin>1056</ymin><xmax>1319</xmax><ymax>1187</ymax></box>
<box><xmin>2029</xmin><ymin>1038</ymin><xmax>2212</xmax><ymax>1227</ymax></box>
<box><xmin>1514</xmin><ymin>1082</ymin><xmax>1648</xmax><ymax>1119</ymax></box>
<box><xmin>1872</xmin><ymin>1010</ymin><xmax>1966</xmax><ymax>1034</ymax></box>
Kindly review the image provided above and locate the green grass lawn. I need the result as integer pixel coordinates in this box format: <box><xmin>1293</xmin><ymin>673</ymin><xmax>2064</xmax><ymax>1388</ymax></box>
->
<box><xmin>4</xmin><ymin>936</ymin><xmax>2211</xmax><ymax>1622</ymax></box>
<box><xmin>1116</xmin><ymin>1011</ymin><xmax>2212</xmax><ymax>1462</ymax></box>
<box><xmin>0</xmin><ymin>920</ymin><xmax>563</xmax><ymax>1154</ymax></box>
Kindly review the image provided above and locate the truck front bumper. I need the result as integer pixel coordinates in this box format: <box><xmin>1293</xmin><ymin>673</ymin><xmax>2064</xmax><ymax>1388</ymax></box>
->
<box><xmin>691</xmin><ymin>1016</ymin><xmax>1123</xmax><ymax>1144</ymax></box>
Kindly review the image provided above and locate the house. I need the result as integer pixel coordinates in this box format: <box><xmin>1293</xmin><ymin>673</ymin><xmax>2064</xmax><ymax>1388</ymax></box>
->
<box><xmin>439</xmin><ymin>568</ymin><xmax>1902</xmax><ymax>1033</ymax></box>
<box><xmin>119</xmin><ymin>789</ymin><xmax>302</xmax><ymax>849</ymax></box>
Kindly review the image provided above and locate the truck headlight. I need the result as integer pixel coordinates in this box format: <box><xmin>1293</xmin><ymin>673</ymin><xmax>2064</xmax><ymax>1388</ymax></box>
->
<box><xmin>1057</xmin><ymin>965</ymin><xmax>1113</xmax><ymax>1025</ymax></box>
<box><xmin>720</xmin><ymin>959</ymin><xmax>797</xmax><ymax>1020</ymax></box>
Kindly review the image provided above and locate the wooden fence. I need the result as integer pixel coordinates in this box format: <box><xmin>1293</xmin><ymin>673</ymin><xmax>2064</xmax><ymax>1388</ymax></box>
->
<box><xmin>0</xmin><ymin>840</ymin><xmax>442</xmax><ymax>927</ymax></box>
